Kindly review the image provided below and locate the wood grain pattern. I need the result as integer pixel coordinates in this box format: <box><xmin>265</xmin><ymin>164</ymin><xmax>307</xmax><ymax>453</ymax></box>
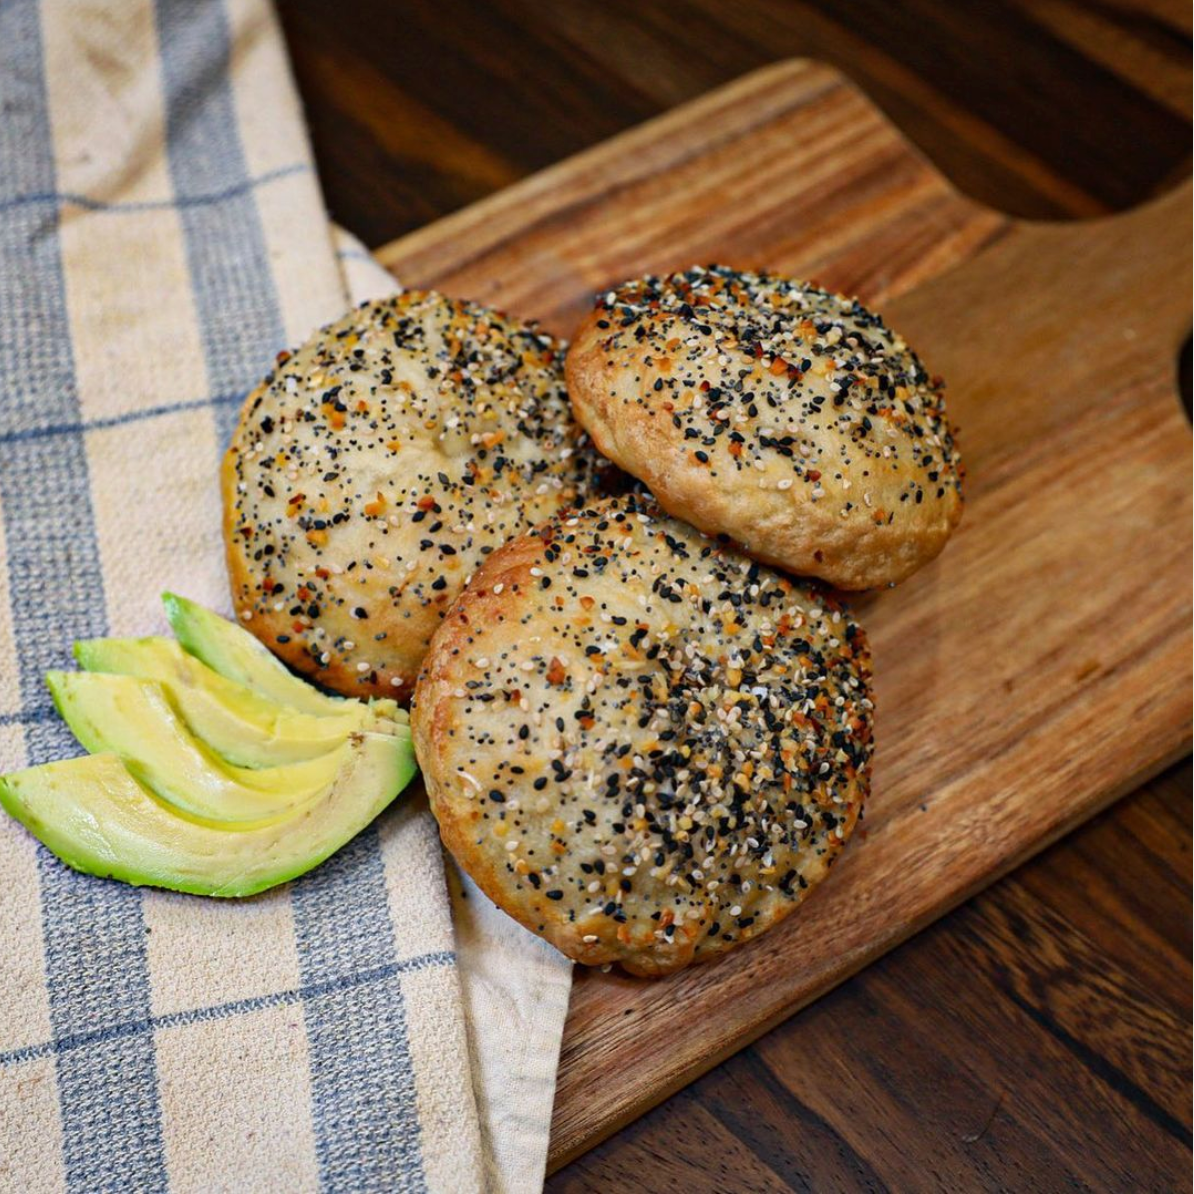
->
<box><xmin>281</xmin><ymin>0</ymin><xmax>1192</xmax><ymax>245</ymax></box>
<box><xmin>377</xmin><ymin>62</ymin><xmax>1006</xmax><ymax>327</ymax></box>
<box><xmin>374</xmin><ymin>59</ymin><xmax>1193</xmax><ymax>1168</ymax></box>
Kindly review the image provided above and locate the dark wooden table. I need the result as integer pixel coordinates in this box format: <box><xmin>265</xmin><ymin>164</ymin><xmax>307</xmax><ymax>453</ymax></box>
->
<box><xmin>277</xmin><ymin>3</ymin><xmax>1192</xmax><ymax>1188</ymax></box>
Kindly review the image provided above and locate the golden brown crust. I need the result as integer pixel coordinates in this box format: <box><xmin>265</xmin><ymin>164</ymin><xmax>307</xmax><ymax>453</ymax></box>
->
<box><xmin>412</xmin><ymin>495</ymin><xmax>874</xmax><ymax>977</ymax></box>
<box><xmin>565</xmin><ymin>266</ymin><xmax>964</xmax><ymax>589</ymax></box>
<box><xmin>222</xmin><ymin>292</ymin><xmax>597</xmax><ymax>701</ymax></box>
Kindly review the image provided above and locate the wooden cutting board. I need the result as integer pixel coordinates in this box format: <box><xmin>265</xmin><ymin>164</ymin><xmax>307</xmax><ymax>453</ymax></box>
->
<box><xmin>376</xmin><ymin>60</ymin><xmax>1193</xmax><ymax>1169</ymax></box>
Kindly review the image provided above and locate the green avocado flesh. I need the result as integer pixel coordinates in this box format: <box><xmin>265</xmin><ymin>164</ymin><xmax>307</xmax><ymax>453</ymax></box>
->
<box><xmin>74</xmin><ymin>636</ymin><xmax>404</xmax><ymax>768</ymax></box>
<box><xmin>45</xmin><ymin>670</ymin><xmax>376</xmax><ymax>824</ymax></box>
<box><xmin>0</xmin><ymin>740</ymin><xmax>414</xmax><ymax>897</ymax></box>
<box><xmin>162</xmin><ymin>591</ymin><xmax>408</xmax><ymax>723</ymax></box>
<box><xmin>1</xmin><ymin>596</ymin><xmax>419</xmax><ymax>897</ymax></box>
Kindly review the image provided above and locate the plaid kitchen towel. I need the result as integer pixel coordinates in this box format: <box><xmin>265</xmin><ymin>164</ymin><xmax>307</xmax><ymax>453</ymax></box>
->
<box><xmin>0</xmin><ymin>1</ymin><xmax>571</xmax><ymax>1191</ymax></box>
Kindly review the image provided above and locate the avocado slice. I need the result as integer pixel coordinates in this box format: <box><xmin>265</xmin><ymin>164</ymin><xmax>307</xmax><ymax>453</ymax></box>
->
<box><xmin>0</xmin><ymin>737</ymin><xmax>414</xmax><ymax>897</ymax></box>
<box><xmin>46</xmin><ymin>670</ymin><xmax>377</xmax><ymax>825</ymax></box>
<box><xmin>75</xmin><ymin>636</ymin><xmax>403</xmax><ymax>768</ymax></box>
<box><xmin>162</xmin><ymin>592</ymin><xmax>404</xmax><ymax>720</ymax></box>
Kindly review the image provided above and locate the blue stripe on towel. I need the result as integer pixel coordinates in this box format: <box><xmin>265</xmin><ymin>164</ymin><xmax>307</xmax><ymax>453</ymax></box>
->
<box><xmin>291</xmin><ymin>828</ymin><xmax>429</xmax><ymax>1193</ymax></box>
<box><xmin>0</xmin><ymin>950</ymin><xmax>455</xmax><ymax>1068</ymax></box>
<box><xmin>0</xmin><ymin>161</ymin><xmax>309</xmax><ymax>217</ymax></box>
<box><xmin>154</xmin><ymin>0</ymin><xmax>285</xmax><ymax>447</ymax></box>
<box><xmin>0</xmin><ymin>2</ymin><xmax>167</xmax><ymax>1189</ymax></box>
<box><xmin>0</xmin><ymin>388</ymin><xmax>244</xmax><ymax>448</ymax></box>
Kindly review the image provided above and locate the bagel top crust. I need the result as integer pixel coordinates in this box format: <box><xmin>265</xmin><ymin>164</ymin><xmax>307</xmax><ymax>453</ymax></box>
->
<box><xmin>222</xmin><ymin>292</ymin><xmax>596</xmax><ymax>701</ymax></box>
<box><xmin>412</xmin><ymin>495</ymin><xmax>874</xmax><ymax>976</ymax></box>
<box><xmin>565</xmin><ymin>265</ymin><xmax>964</xmax><ymax>589</ymax></box>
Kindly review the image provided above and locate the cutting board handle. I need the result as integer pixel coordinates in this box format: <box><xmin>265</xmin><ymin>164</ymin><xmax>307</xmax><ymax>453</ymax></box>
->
<box><xmin>887</xmin><ymin>174</ymin><xmax>1193</xmax><ymax>453</ymax></box>
<box><xmin>1020</xmin><ymin>179</ymin><xmax>1192</xmax><ymax>359</ymax></box>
